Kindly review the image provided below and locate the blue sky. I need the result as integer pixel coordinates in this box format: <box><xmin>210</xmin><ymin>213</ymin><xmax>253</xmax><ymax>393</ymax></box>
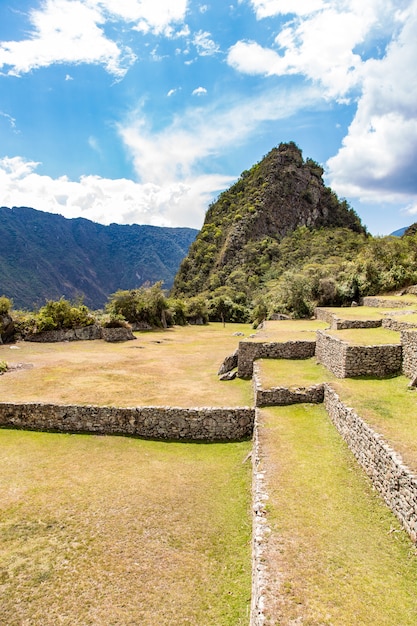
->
<box><xmin>0</xmin><ymin>0</ymin><xmax>416</xmax><ymax>235</ymax></box>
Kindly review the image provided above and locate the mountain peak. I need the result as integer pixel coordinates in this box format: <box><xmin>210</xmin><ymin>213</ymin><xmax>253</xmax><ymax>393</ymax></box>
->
<box><xmin>172</xmin><ymin>142</ymin><xmax>365</xmax><ymax>297</ymax></box>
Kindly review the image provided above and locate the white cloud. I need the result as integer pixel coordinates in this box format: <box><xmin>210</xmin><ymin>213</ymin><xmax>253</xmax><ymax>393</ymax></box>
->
<box><xmin>193</xmin><ymin>30</ymin><xmax>220</xmax><ymax>56</ymax></box>
<box><xmin>0</xmin><ymin>0</ymin><xmax>189</xmax><ymax>77</ymax></box>
<box><xmin>327</xmin><ymin>2</ymin><xmax>417</xmax><ymax>208</ymax></box>
<box><xmin>0</xmin><ymin>155</ymin><xmax>220</xmax><ymax>228</ymax></box>
<box><xmin>229</xmin><ymin>1</ymin><xmax>403</xmax><ymax>99</ymax></box>
<box><xmin>0</xmin><ymin>111</ymin><xmax>17</xmax><ymax>130</ymax></box>
<box><xmin>249</xmin><ymin>0</ymin><xmax>325</xmax><ymax>18</ymax></box>
<box><xmin>192</xmin><ymin>86</ymin><xmax>207</xmax><ymax>96</ymax></box>
<box><xmin>167</xmin><ymin>88</ymin><xmax>177</xmax><ymax>97</ymax></box>
<box><xmin>0</xmin><ymin>0</ymin><xmax>135</xmax><ymax>77</ymax></box>
<box><xmin>97</xmin><ymin>0</ymin><xmax>188</xmax><ymax>35</ymax></box>
<box><xmin>228</xmin><ymin>40</ymin><xmax>286</xmax><ymax>76</ymax></box>
<box><xmin>0</xmin><ymin>83</ymin><xmax>322</xmax><ymax>229</ymax></box>
<box><xmin>115</xmin><ymin>83</ymin><xmax>321</xmax><ymax>225</ymax></box>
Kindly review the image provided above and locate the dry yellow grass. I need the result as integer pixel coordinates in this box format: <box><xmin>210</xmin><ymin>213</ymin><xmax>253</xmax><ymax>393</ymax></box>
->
<box><xmin>252</xmin><ymin>319</ymin><xmax>328</xmax><ymax>343</ymax></box>
<box><xmin>0</xmin><ymin>429</ymin><xmax>252</xmax><ymax>625</ymax></box>
<box><xmin>0</xmin><ymin>323</ymin><xmax>253</xmax><ymax>407</ymax></box>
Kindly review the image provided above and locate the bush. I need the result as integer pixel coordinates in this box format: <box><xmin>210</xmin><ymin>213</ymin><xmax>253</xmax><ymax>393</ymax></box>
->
<box><xmin>35</xmin><ymin>298</ymin><xmax>95</xmax><ymax>332</ymax></box>
<box><xmin>98</xmin><ymin>313</ymin><xmax>130</xmax><ymax>329</ymax></box>
<box><xmin>185</xmin><ymin>296</ymin><xmax>209</xmax><ymax>324</ymax></box>
<box><xmin>0</xmin><ymin>360</ymin><xmax>7</xmax><ymax>374</ymax></box>
<box><xmin>0</xmin><ymin>296</ymin><xmax>12</xmax><ymax>316</ymax></box>
<box><xmin>106</xmin><ymin>282</ymin><xmax>170</xmax><ymax>328</ymax></box>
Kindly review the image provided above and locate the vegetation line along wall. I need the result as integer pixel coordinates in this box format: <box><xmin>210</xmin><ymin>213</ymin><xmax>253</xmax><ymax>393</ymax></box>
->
<box><xmin>324</xmin><ymin>385</ymin><xmax>417</xmax><ymax>542</ymax></box>
<box><xmin>0</xmin><ymin>403</ymin><xmax>254</xmax><ymax>442</ymax></box>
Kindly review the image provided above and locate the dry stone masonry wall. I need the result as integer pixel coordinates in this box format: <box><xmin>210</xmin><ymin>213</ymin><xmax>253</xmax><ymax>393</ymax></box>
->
<box><xmin>0</xmin><ymin>402</ymin><xmax>254</xmax><ymax>442</ymax></box>
<box><xmin>316</xmin><ymin>330</ymin><xmax>402</xmax><ymax>378</ymax></box>
<box><xmin>401</xmin><ymin>329</ymin><xmax>417</xmax><ymax>378</ymax></box>
<box><xmin>238</xmin><ymin>340</ymin><xmax>316</xmax><ymax>378</ymax></box>
<box><xmin>24</xmin><ymin>325</ymin><xmax>136</xmax><ymax>343</ymax></box>
<box><xmin>252</xmin><ymin>362</ymin><xmax>324</xmax><ymax>407</ymax></box>
<box><xmin>314</xmin><ymin>307</ymin><xmax>382</xmax><ymax>330</ymax></box>
<box><xmin>324</xmin><ymin>385</ymin><xmax>417</xmax><ymax>542</ymax></box>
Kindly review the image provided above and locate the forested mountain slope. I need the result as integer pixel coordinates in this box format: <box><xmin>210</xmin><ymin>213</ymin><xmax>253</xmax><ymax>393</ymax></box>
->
<box><xmin>0</xmin><ymin>206</ymin><xmax>197</xmax><ymax>309</ymax></box>
<box><xmin>172</xmin><ymin>142</ymin><xmax>365</xmax><ymax>308</ymax></box>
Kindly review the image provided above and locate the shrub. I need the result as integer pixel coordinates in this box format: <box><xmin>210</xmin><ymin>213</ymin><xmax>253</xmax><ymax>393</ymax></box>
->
<box><xmin>0</xmin><ymin>296</ymin><xmax>12</xmax><ymax>316</ymax></box>
<box><xmin>106</xmin><ymin>282</ymin><xmax>170</xmax><ymax>328</ymax></box>
<box><xmin>0</xmin><ymin>360</ymin><xmax>8</xmax><ymax>374</ymax></box>
<box><xmin>185</xmin><ymin>296</ymin><xmax>209</xmax><ymax>324</ymax></box>
<box><xmin>98</xmin><ymin>313</ymin><xmax>130</xmax><ymax>329</ymax></box>
<box><xmin>35</xmin><ymin>298</ymin><xmax>95</xmax><ymax>332</ymax></box>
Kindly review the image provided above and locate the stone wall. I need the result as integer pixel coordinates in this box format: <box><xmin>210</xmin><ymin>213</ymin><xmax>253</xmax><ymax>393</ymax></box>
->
<box><xmin>315</xmin><ymin>307</ymin><xmax>382</xmax><ymax>329</ymax></box>
<box><xmin>316</xmin><ymin>330</ymin><xmax>402</xmax><ymax>378</ymax></box>
<box><xmin>252</xmin><ymin>363</ymin><xmax>324</xmax><ymax>406</ymax></box>
<box><xmin>332</xmin><ymin>318</ymin><xmax>382</xmax><ymax>330</ymax></box>
<box><xmin>324</xmin><ymin>385</ymin><xmax>417</xmax><ymax>542</ymax></box>
<box><xmin>238</xmin><ymin>340</ymin><xmax>316</xmax><ymax>378</ymax></box>
<box><xmin>362</xmin><ymin>296</ymin><xmax>416</xmax><ymax>308</ymax></box>
<box><xmin>24</xmin><ymin>325</ymin><xmax>135</xmax><ymax>343</ymax></box>
<box><xmin>0</xmin><ymin>402</ymin><xmax>254</xmax><ymax>442</ymax></box>
<box><xmin>401</xmin><ymin>329</ymin><xmax>417</xmax><ymax>378</ymax></box>
<box><xmin>382</xmin><ymin>318</ymin><xmax>417</xmax><ymax>332</ymax></box>
<box><xmin>314</xmin><ymin>307</ymin><xmax>334</xmax><ymax>325</ymax></box>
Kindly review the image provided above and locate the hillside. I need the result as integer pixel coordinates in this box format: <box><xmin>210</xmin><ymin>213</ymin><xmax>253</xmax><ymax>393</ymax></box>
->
<box><xmin>172</xmin><ymin>142</ymin><xmax>365</xmax><ymax>301</ymax></box>
<box><xmin>0</xmin><ymin>206</ymin><xmax>197</xmax><ymax>309</ymax></box>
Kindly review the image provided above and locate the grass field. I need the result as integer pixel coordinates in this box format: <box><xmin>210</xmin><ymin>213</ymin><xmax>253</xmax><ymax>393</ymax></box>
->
<box><xmin>259</xmin><ymin>405</ymin><xmax>417</xmax><ymax>625</ymax></box>
<box><xmin>334</xmin><ymin>375</ymin><xmax>417</xmax><ymax>474</ymax></box>
<box><xmin>0</xmin><ymin>323</ymin><xmax>253</xmax><ymax>407</ymax></box>
<box><xmin>0</xmin><ymin>429</ymin><xmax>252</xmax><ymax>625</ymax></box>
<box><xmin>254</xmin><ymin>319</ymin><xmax>328</xmax><ymax>343</ymax></box>
<box><xmin>257</xmin><ymin>357</ymin><xmax>335</xmax><ymax>389</ymax></box>
<box><xmin>326</xmin><ymin>326</ymin><xmax>401</xmax><ymax>345</ymax></box>
<box><xmin>317</xmin><ymin>305</ymin><xmax>410</xmax><ymax>320</ymax></box>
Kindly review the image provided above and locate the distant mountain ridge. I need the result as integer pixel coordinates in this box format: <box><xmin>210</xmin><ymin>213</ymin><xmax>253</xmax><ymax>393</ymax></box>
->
<box><xmin>0</xmin><ymin>206</ymin><xmax>197</xmax><ymax>309</ymax></box>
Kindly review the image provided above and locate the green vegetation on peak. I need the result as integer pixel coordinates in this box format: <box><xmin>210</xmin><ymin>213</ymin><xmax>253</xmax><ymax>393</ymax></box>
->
<box><xmin>172</xmin><ymin>142</ymin><xmax>366</xmax><ymax>318</ymax></box>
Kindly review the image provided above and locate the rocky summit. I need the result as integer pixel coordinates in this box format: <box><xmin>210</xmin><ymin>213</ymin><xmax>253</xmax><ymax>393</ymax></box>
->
<box><xmin>172</xmin><ymin>142</ymin><xmax>365</xmax><ymax>299</ymax></box>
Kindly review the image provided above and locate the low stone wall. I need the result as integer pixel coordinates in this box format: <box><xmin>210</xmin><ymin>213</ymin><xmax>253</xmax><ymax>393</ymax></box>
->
<box><xmin>25</xmin><ymin>325</ymin><xmax>103</xmax><ymax>342</ymax></box>
<box><xmin>362</xmin><ymin>296</ymin><xmax>417</xmax><ymax>308</ymax></box>
<box><xmin>314</xmin><ymin>307</ymin><xmax>334</xmax><ymax>325</ymax></box>
<box><xmin>324</xmin><ymin>385</ymin><xmax>417</xmax><ymax>542</ymax></box>
<box><xmin>24</xmin><ymin>325</ymin><xmax>136</xmax><ymax>343</ymax></box>
<box><xmin>382</xmin><ymin>318</ymin><xmax>417</xmax><ymax>332</ymax></box>
<box><xmin>238</xmin><ymin>340</ymin><xmax>316</xmax><ymax>379</ymax></box>
<box><xmin>0</xmin><ymin>402</ymin><xmax>254</xmax><ymax>442</ymax></box>
<box><xmin>315</xmin><ymin>331</ymin><xmax>347</xmax><ymax>377</ymax></box>
<box><xmin>314</xmin><ymin>308</ymin><xmax>382</xmax><ymax>329</ymax></box>
<box><xmin>332</xmin><ymin>318</ymin><xmax>382</xmax><ymax>330</ymax></box>
<box><xmin>401</xmin><ymin>329</ymin><xmax>417</xmax><ymax>378</ymax></box>
<box><xmin>252</xmin><ymin>363</ymin><xmax>324</xmax><ymax>406</ymax></box>
<box><xmin>316</xmin><ymin>330</ymin><xmax>402</xmax><ymax>378</ymax></box>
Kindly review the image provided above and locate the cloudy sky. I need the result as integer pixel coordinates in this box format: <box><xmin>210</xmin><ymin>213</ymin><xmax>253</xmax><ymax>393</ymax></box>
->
<box><xmin>0</xmin><ymin>0</ymin><xmax>416</xmax><ymax>235</ymax></box>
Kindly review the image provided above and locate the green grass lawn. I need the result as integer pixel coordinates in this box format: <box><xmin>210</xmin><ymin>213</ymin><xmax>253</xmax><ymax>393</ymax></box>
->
<box><xmin>326</xmin><ymin>327</ymin><xmax>401</xmax><ymax>345</ymax></box>
<box><xmin>259</xmin><ymin>405</ymin><xmax>417</xmax><ymax>625</ymax></box>
<box><xmin>257</xmin><ymin>357</ymin><xmax>335</xmax><ymax>389</ymax></box>
<box><xmin>318</xmin><ymin>305</ymin><xmax>404</xmax><ymax>320</ymax></box>
<box><xmin>0</xmin><ymin>429</ymin><xmax>252</xmax><ymax>626</ymax></box>
<box><xmin>334</xmin><ymin>375</ymin><xmax>417</xmax><ymax>474</ymax></box>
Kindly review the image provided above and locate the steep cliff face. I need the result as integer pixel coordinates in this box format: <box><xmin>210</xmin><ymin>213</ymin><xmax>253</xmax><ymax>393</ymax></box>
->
<box><xmin>172</xmin><ymin>142</ymin><xmax>365</xmax><ymax>297</ymax></box>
